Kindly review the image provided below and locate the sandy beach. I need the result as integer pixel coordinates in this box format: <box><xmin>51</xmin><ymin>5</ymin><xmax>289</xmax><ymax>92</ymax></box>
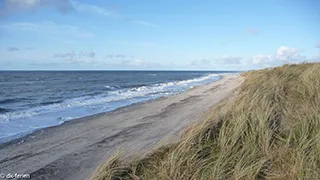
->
<box><xmin>0</xmin><ymin>74</ymin><xmax>242</xmax><ymax>180</ymax></box>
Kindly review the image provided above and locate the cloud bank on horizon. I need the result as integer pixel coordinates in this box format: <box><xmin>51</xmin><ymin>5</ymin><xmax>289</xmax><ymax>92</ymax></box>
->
<box><xmin>0</xmin><ymin>0</ymin><xmax>319</xmax><ymax>70</ymax></box>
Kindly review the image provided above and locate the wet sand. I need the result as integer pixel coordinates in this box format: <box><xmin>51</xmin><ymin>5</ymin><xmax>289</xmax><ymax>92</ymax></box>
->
<box><xmin>0</xmin><ymin>74</ymin><xmax>243</xmax><ymax>180</ymax></box>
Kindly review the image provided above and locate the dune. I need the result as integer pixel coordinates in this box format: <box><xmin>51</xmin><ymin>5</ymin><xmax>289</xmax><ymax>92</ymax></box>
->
<box><xmin>92</xmin><ymin>63</ymin><xmax>320</xmax><ymax>180</ymax></box>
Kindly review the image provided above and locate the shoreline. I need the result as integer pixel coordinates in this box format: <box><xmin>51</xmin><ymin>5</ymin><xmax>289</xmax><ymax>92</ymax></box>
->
<box><xmin>0</xmin><ymin>74</ymin><xmax>243</xmax><ymax>180</ymax></box>
<box><xmin>0</xmin><ymin>96</ymin><xmax>168</xmax><ymax>148</ymax></box>
<box><xmin>0</xmin><ymin>74</ymin><xmax>224</xmax><ymax>145</ymax></box>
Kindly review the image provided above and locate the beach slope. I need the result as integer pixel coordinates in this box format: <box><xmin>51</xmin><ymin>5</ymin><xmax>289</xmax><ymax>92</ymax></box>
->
<box><xmin>0</xmin><ymin>74</ymin><xmax>242</xmax><ymax>180</ymax></box>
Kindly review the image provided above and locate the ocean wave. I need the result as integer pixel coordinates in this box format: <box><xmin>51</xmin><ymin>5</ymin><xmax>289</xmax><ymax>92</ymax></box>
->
<box><xmin>105</xmin><ymin>84</ymin><xmax>154</xmax><ymax>90</ymax></box>
<box><xmin>1</xmin><ymin>74</ymin><xmax>221</xmax><ymax>121</ymax></box>
<box><xmin>40</xmin><ymin>100</ymin><xmax>64</xmax><ymax>106</ymax></box>
<box><xmin>122</xmin><ymin>84</ymin><xmax>149</xmax><ymax>89</ymax></box>
<box><xmin>0</xmin><ymin>73</ymin><xmax>221</xmax><ymax>143</ymax></box>
<box><xmin>0</xmin><ymin>98</ymin><xmax>19</xmax><ymax>104</ymax></box>
<box><xmin>0</xmin><ymin>108</ymin><xmax>11</xmax><ymax>113</ymax></box>
<box><xmin>104</xmin><ymin>85</ymin><xmax>120</xmax><ymax>90</ymax></box>
<box><xmin>0</xmin><ymin>98</ymin><xmax>30</xmax><ymax>104</ymax></box>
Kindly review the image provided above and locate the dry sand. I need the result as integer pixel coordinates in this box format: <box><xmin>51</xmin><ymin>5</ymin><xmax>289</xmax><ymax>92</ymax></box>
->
<box><xmin>0</xmin><ymin>74</ymin><xmax>243</xmax><ymax>180</ymax></box>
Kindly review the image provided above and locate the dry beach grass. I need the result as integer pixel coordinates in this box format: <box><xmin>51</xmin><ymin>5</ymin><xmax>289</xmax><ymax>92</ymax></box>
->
<box><xmin>92</xmin><ymin>63</ymin><xmax>320</xmax><ymax>180</ymax></box>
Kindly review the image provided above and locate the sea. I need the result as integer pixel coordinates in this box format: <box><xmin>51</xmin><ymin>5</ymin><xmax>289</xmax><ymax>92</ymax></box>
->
<box><xmin>0</xmin><ymin>71</ymin><xmax>237</xmax><ymax>143</ymax></box>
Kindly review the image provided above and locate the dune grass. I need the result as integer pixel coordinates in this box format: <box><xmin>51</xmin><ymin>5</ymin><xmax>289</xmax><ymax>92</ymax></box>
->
<box><xmin>92</xmin><ymin>63</ymin><xmax>320</xmax><ymax>180</ymax></box>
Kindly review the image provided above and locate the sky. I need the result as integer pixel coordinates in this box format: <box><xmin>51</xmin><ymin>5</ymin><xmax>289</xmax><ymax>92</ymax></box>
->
<box><xmin>0</xmin><ymin>0</ymin><xmax>319</xmax><ymax>70</ymax></box>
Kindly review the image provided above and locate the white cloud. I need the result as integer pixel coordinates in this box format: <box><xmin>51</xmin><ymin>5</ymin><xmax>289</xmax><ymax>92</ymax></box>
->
<box><xmin>189</xmin><ymin>46</ymin><xmax>311</xmax><ymax>70</ymax></box>
<box><xmin>0</xmin><ymin>21</ymin><xmax>94</xmax><ymax>38</ymax></box>
<box><xmin>190</xmin><ymin>56</ymin><xmax>242</xmax><ymax>67</ymax></box>
<box><xmin>103</xmin><ymin>58</ymin><xmax>162</xmax><ymax>69</ymax></box>
<box><xmin>252</xmin><ymin>54</ymin><xmax>273</xmax><ymax>64</ymax></box>
<box><xmin>122</xmin><ymin>59</ymin><xmax>144</xmax><ymax>66</ymax></box>
<box><xmin>70</xmin><ymin>1</ymin><xmax>158</xmax><ymax>28</ymax></box>
<box><xmin>105</xmin><ymin>54</ymin><xmax>134</xmax><ymax>59</ymax></box>
<box><xmin>70</xmin><ymin>0</ymin><xmax>118</xmax><ymax>18</ymax></box>
<box><xmin>0</xmin><ymin>0</ymin><xmax>73</xmax><ymax>16</ymax></box>
<box><xmin>190</xmin><ymin>59</ymin><xmax>212</xmax><ymax>66</ymax></box>
<box><xmin>7</xmin><ymin>0</ymin><xmax>45</xmax><ymax>7</ymax></box>
<box><xmin>53</xmin><ymin>51</ymin><xmax>160</xmax><ymax>69</ymax></box>
<box><xmin>252</xmin><ymin>46</ymin><xmax>304</xmax><ymax>65</ymax></box>
<box><xmin>275</xmin><ymin>46</ymin><xmax>302</xmax><ymax>61</ymax></box>
<box><xmin>53</xmin><ymin>50</ymin><xmax>96</xmax><ymax>63</ymax></box>
<box><xmin>79</xmin><ymin>51</ymin><xmax>95</xmax><ymax>58</ymax></box>
<box><xmin>53</xmin><ymin>50</ymin><xmax>75</xmax><ymax>59</ymax></box>
<box><xmin>123</xmin><ymin>59</ymin><xmax>162</xmax><ymax>68</ymax></box>
<box><xmin>316</xmin><ymin>42</ymin><xmax>320</xmax><ymax>48</ymax></box>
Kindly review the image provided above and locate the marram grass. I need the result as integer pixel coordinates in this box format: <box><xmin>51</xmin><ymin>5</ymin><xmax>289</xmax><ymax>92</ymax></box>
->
<box><xmin>92</xmin><ymin>63</ymin><xmax>320</xmax><ymax>180</ymax></box>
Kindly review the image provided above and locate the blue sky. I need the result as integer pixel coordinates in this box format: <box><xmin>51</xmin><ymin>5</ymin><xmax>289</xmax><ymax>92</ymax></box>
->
<box><xmin>0</xmin><ymin>0</ymin><xmax>319</xmax><ymax>70</ymax></box>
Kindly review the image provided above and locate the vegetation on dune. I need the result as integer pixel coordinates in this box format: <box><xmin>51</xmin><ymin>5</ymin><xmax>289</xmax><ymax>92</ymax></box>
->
<box><xmin>92</xmin><ymin>63</ymin><xmax>320</xmax><ymax>180</ymax></box>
